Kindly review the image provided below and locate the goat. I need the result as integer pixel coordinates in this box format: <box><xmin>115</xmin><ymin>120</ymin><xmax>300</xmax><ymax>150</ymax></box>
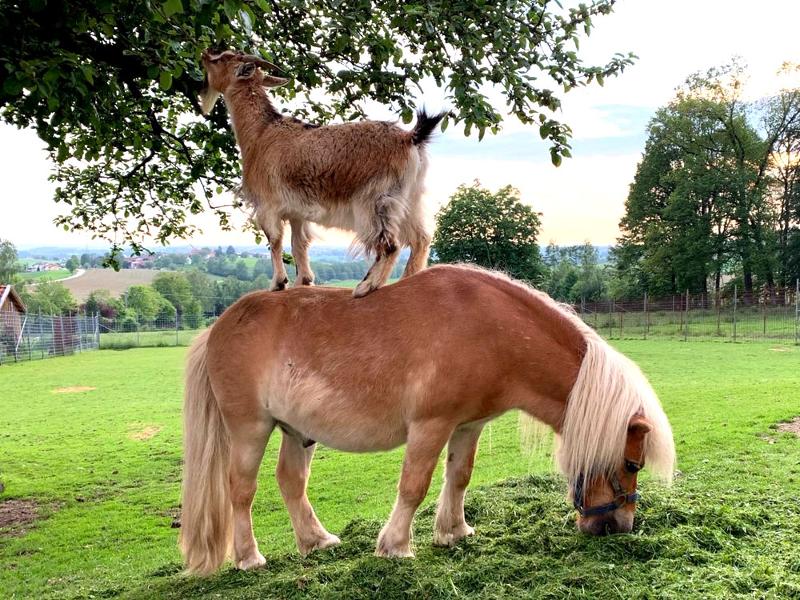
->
<box><xmin>200</xmin><ymin>49</ymin><xmax>446</xmax><ymax>297</ymax></box>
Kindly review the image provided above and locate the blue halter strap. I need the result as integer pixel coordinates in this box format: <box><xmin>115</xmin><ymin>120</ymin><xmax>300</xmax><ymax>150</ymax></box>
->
<box><xmin>573</xmin><ymin>459</ymin><xmax>642</xmax><ymax>518</ymax></box>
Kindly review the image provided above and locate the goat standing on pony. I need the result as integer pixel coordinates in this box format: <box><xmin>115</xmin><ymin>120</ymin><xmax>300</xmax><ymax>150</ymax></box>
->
<box><xmin>200</xmin><ymin>49</ymin><xmax>446</xmax><ymax>297</ymax></box>
<box><xmin>179</xmin><ymin>265</ymin><xmax>675</xmax><ymax>575</ymax></box>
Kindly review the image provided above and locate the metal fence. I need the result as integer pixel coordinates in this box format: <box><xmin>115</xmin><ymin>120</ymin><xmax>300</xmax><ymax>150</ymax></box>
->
<box><xmin>0</xmin><ymin>312</ymin><xmax>100</xmax><ymax>364</ymax></box>
<box><xmin>2</xmin><ymin>283</ymin><xmax>798</xmax><ymax>364</ymax></box>
<box><xmin>576</xmin><ymin>283</ymin><xmax>800</xmax><ymax>343</ymax></box>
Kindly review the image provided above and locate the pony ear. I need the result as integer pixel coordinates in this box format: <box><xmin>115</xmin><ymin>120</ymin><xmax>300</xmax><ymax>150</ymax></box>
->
<box><xmin>628</xmin><ymin>414</ymin><xmax>652</xmax><ymax>438</ymax></box>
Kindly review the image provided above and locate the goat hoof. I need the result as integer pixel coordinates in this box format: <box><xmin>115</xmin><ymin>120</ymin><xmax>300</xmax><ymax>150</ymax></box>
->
<box><xmin>271</xmin><ymin>277</ymin><xmax>289</xmax><ymax>292</ymax></box>
<box><xmin>294</xmin><ymin>276</ymin><xmax>314</xmax><ymax>287</ymax></box>
<box><xmin>353</xmin><ymin>280</ymin><xmax>378</xmax><ymax>298</ymax></box>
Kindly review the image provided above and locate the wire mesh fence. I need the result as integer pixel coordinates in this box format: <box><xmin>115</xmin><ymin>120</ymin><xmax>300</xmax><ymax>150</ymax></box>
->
<box><xmin>0</xmin><ymin>312</ymin><xmax>100</xmax><ymax>364</ymax></box>
<box><xmin>2</xmin><ymin>282</ymin><xmax>798</xmax><ymax>365</ymax></box>
<box><xmin>576</xmin><ymin>283</ymin><xmax>800</xmax><ymax>343</ymax></box>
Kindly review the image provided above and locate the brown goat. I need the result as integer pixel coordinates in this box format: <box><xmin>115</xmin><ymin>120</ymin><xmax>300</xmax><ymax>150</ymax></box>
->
<box><xmin>200</xmin><ymin>50</ymin><xmax>446</xmax><ymax>297</ymax></box>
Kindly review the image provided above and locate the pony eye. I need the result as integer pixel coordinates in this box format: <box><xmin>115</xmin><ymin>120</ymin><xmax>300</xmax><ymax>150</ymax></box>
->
<box><xmin>624</xmin><ymin>459</ymin><xmax>642</xmax><ymax>473</ymax></box>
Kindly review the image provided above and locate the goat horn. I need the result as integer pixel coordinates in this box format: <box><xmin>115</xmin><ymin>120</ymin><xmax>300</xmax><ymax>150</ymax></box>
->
<box><xmin>240</xmin><ymin>54</ymin><xmax>283</xmax><ymax>73</ymax></box>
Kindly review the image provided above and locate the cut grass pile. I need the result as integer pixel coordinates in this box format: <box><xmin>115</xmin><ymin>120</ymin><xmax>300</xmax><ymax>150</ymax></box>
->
<box><xmin>1</xmin><ymin>341</ymin><xmax>799</xmax><ymax>598</ymax></box>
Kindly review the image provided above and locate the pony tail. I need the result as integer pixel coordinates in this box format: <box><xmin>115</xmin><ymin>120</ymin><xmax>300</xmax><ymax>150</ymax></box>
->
<box><xmin>179</xmin><ymin>329</ymin><xmax>233</xmax><ymax>575</ymax></box>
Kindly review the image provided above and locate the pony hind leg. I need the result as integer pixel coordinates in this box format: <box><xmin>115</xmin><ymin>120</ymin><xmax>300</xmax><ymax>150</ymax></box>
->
<box><xmin>376</xmin><ymin>420</ymin><xmax>453</xmax><ymax>557</ymax></box>
<box><xmin>433</xmin><ymin>422</ymin><xmax>484</xmax><ymax>547</ymax></box>
<box><xmin>228</xmin><ymin>418</ymin><xmax>275</xmax><ymax>570</ymax></box>
<box><xmin>275</xmin><ymin>432</ymin><xmax>340</xmax><ymax>556</ymax></box>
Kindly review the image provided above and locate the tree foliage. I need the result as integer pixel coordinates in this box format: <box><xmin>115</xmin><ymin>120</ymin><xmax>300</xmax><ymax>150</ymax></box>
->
<box><xmin>0</xmin><ymin>239</ymin><xmax>20</xmax><ymax>284</ymax></box>
<box><xmin>432</xmin><ymin>182</ymin><xmax>543</xmax><ymax>282</ymax></box>
<box><xmin>19</xmin><ymin>281</ymin><xmax>77</xmax><ymax>315</ymax></box>
<box><xmin>615</xmin><ymin>61</ymin><xmax>800</xmax><ymax>297</ymax></box>
<box><xmin>0</xmin><ymin>0</ymin><xmax>633</xmax><ymax>263</ymax></box>
<box><xmin>542</xmin><ymin>242</ymin><xmax>607</xmax><ymax>301</ymax></box>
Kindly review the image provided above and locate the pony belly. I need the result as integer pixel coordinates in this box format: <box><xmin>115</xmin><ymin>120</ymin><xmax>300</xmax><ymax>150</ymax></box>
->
<box><xmin>265</xmin><ymin>381</ymin><xmax>408</xmax><ymax>453</ymax></box>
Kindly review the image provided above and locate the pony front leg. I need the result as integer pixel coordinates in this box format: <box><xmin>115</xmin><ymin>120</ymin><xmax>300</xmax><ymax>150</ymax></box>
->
<box><xmin>433</xmin><ymin>423</ymin><xmax>484</xmax><ymax>546</ymax></box>
<box><xmin>276</xmin><ymin>433</ymin><xmax>340</xmax><ymax>556</ymax></box>
<box><xmin>376</xmin><ymin>421</ymin><xmax>453</xmax><ymax>557</ymax></box>
<box><xmin>289</xmin><ymin>219</ymin><xmax>315</xmax><ymax>287</ymax></box>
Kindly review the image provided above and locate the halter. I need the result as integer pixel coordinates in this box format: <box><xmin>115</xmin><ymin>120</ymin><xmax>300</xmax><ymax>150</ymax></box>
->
<box><xmin>572</xmin><ymin>459</ymin><xmax>642</xmax><ymax>518</ymax></box>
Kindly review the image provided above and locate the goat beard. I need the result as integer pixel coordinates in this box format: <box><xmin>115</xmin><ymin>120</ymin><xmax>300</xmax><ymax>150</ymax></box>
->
<box><xmin>199</xmin><ymin>84</ymin><xmax>221</xmax><ymax>115</ymax></box>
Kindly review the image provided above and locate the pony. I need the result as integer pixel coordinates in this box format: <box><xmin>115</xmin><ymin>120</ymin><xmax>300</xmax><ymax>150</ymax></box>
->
<box><xmin>179</xmin><ymin>264</ymin><xmax>675</xmax><ymax>574</ymax></box>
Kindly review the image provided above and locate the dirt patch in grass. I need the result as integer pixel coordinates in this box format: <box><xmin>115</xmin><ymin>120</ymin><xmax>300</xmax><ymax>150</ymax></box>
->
<box><xmin>777</xmin><ymin>416</ymin><xmax>800</xmax><ymax>436</ymax></box>
<box><xmin>52</xmin><ymin>386</ymin><xmax>96</xmax><ymax>393</ymax></box>
<box><xmin>0</xmin><ymin>499</ymin><xmax>40</xmax><ymax>537</ymax></box>
<box><xmin>770</xmin><ymin>347</ymin><xmax>793</xmax><ymax>352</ymax></box>
<box><xmin>129</xmin><ymin>425</ymin><xmax>162</xmax><ymax>441</ymax></box>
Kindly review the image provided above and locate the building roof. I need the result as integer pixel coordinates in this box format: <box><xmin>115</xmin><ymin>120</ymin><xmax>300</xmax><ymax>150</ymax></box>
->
<box><xmin>0</xmin><ymin>285</ymin><xmax>26</xmax><ymax>313</ymax></box>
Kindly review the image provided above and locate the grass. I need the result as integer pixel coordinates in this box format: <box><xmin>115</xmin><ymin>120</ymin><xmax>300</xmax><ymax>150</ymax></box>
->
<box><xmin>1</xmin><ymin>341</ymin><xmax>799</xmax><ymax>598</ymax></box>
<box><xmin>17</xmin><ymin>269</ymin><xmax>72</xmax><ymax>282</ymax></box>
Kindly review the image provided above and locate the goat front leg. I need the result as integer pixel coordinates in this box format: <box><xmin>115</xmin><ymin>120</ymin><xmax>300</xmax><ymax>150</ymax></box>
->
<box><xmin>376</xmin><ymin>420</ymin><xmax>453</xmax><ymax>557</ymax></box>
<box><xmin>258</xmin><ymin>213</ymin><xmax>289</xmax><ymax>291</ymax></box>
<box><xmin>290</xmin><ymin>219</ymin><xmax>315</xmax><ymax>287</ymax></box>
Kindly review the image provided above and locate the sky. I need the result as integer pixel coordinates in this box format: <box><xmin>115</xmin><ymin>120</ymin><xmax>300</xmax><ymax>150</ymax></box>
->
<box><xmin>1</xmin><ymin>0</ymin><xmax>798</xmax><ymax>251</ymax></box>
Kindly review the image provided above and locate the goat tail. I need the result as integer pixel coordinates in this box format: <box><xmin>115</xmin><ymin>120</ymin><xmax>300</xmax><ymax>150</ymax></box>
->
<box><xmin>411</xmin><ymin>109</ymin><xmax>448</xmax><ymax>146</ymax></box>
<box><xmin>179</xmin><ymin>328</ymin><xmax>233</xmax><ymax>576</ymax></box>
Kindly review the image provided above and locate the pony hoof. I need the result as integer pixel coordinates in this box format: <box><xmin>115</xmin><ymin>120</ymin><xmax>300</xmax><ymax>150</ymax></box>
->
<box><xmin>375</xmin><ymin>533</ymin><xmax>414</xmax><ymax>558</ymax></box>
<box><xmin>299</xmin><ymin>533</ymin><xmax>341</xmax><ymax>556</ymax></box>
<box><xmin>236</xmin><ymin>552</ymin><xmax>266</xmax><ymax>571</ymax></box>
<box><xmin>433</xmin><ymin>524</ymin><xmax>475</xmax><ymax>547</ymax></box>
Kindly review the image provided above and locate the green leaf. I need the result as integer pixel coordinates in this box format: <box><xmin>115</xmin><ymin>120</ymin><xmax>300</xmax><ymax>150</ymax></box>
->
<box><xmin>159</xmin><ymin>71</ymin><xmax>173</xmax><ymax>90</ymax></box>
<box><xmin>162</xmin><ymin>0</ymin><xmax>183</xmax><ymax>18</ymax></box>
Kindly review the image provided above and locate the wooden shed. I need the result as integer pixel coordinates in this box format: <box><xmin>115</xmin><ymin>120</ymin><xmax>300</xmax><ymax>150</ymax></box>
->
<box><xmin>0</xmin><ymin>284</ymin><xmax>27</xmax><ymax>355</ymax></box>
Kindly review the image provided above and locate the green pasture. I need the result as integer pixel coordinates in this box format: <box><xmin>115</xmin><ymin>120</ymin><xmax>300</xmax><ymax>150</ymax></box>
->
<box><xmin>16</xmin><ymin>269</ymin><xmax>72</xmax><ymax>283</ymax></box>
<box><xmin>1</xmin><ymin>341</ymin><xmax>799</xmax><ymax>598</ymax></box>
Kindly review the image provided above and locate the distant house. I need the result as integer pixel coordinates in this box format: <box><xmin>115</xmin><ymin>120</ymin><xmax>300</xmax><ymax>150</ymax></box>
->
<box><xmin>0</xmin><ymin>285</ymin><xmax>27</xmax><ymax>352</ymax></box>
<box><xmin>26</xmin><ymin>262</ymin><xmax>62</xmax><ymax>272</ymax></box>
<box><xmin>122</xmin><ymin>256</ymin><xmax>155</xmax><ymax>269</ymax></box>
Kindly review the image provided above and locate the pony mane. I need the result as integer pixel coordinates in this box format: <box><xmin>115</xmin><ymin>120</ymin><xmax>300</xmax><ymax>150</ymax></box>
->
<box><xmin>435</xmin><ymin>263</ymin><xmax>676</xmax><ymax>485</ymax></box>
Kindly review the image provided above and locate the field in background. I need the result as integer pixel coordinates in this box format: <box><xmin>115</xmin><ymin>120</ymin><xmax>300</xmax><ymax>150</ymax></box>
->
<box><xmin>59</xmin><ymin>269</ymin><xmax>160</xmax><ymax>301</ymax></box>
<box><xmin>17</xmin><ymin>269</ymin><xmax>72</xmax><ymax>283</ymax></box>
<box><xmin>1</xmin><ymin>341</ymin><xmax>799</xmax><ymax>598</ymax></box>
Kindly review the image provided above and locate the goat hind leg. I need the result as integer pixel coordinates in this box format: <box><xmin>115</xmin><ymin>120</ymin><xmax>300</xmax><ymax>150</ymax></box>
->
<box><xmin>276</xmin><ymin>433</ymin><xmax>340</xmax><ymax>556</ymax></box>
<box><xmin>401</xmin><ymin>228</ymin><xmax>431</xmax><ymax>279</ymax></box>
<box><xmin>353</xmin><ymin>243</ymin><xmax>400</xmax><ymax>298</ymax></box>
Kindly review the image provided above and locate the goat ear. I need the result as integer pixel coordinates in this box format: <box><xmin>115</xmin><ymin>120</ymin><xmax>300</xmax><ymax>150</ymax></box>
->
<box><xmin>262</xmin><ymin>75</ymin><xmax>289</xmax><ymax>88</ymax></box>
<box><xmin>235</xmin><ymin>62</ymin><xmax>257</xmax><ymax>79</ymax></box>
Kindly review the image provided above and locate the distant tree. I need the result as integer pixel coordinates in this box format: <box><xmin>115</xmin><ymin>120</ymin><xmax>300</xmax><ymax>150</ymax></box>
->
<box><xmin>65</xmin><ymin>255</ymin><xmax>80</xmax><ymax>273</ymax></box>
<box><xmin>152</xmin><ymin>272</ymin><xmax>194</xmax><ymax>318</ymax></box>
<box><xmin>79</xmin><ymin>253</ymin><xmax>95</xmax><ymax>268</ymax></box>
<box><xmin>542</xmin><ymin>242</ymin><xmax>607</xmax><ymax>302</ymax></box>
<box><xmin>20</xmin><ymin>282</ymin><xmax>77</xmax><ymax>315</ymax></box>
<box><xmin>0</xmin><ymin>239</ymin><xmax>19</xmax><ymax>283</ymax></box>
<box><xmin>433</xmin><ymin>182</ymin><xmax>543</xmax><ymax>282</ymax></box>
<box><xmin>234</xmin><ymin>259</ymin><xmax>251</xmax><ymax>281</ymax></box>
<box><xmin>84</xmin><ymin>289</ymin><xmax>123</xmax><ymax>318</ymax></box>
<box><xmin>184</xmin><ymin>269</ymin><xmax>215</xmax><ymax>312</ymax></box>
<box><xmin>125</xmin><ymin>285</ymin><xmax>168</xmax><ymax>322</ymax></box>
<box><xmin>226</xmin><ymin>245</ymin><xmax>237</xmax><ymax>256</ymax></box>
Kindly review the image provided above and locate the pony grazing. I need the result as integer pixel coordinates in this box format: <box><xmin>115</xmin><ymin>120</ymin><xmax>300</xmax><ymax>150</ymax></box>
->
<box><xmin>179</xmin><ymin>265</ymin><xmax>675</xmax><ymax>575</ymax></box>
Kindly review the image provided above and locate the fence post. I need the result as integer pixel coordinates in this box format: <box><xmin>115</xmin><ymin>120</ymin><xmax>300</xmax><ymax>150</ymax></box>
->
<box><xmin>733</xmin><ymin>285</ymin><xmax>738</xmax><ymax>342</ymax></box>
<box><xmin>644</xmin><ymin>292</ymin><xmax>649</xmax><ymax>340</ymax></box>
<box><xmin>795</xmin><ymin>279</ymin><xmax>799</xmax><ymax>346</ymax></box>
<box><xmin>175</xmin><ymin>308</ymin><xmax>180</xmax><ymax>346</ymax></box>
<box><xmin>716</xmin><ymin>289</ymin><xmax>721</xmax><ymax>337</ymax></box>
<box><xmin>684</xmin><ymin>290</ymin><xmax>689</xmax><ymax>342</ymax></box>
